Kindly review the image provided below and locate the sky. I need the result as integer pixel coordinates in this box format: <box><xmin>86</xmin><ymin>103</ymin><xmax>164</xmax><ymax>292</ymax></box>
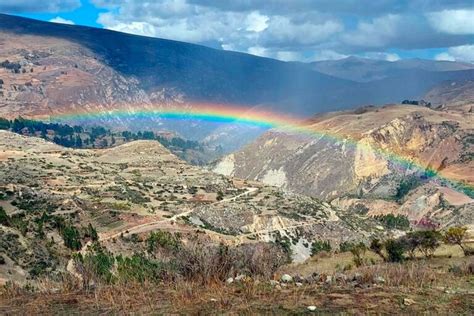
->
<box><xmin>2</xmin><ymin>0</ymin><xmax>473</xmax><ymax>63</ymax></box>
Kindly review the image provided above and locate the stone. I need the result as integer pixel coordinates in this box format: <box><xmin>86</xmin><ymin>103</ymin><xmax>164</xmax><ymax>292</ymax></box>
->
<box><xmin>325</xmin><ymin>275</ymin><xmax>333</xmax><ymax>284</ymax></box>
<box><xmin>269</xmin><ymin>280</ymin><xmax>280</xmax><ymax>286</ymax></box>
<box><xmin>226</xmin><ymin>277</ymin><xmax>234</xmax><ymax>284</ymax></box>
<box><xmin>352</xmin><ymin>272</ymin><xmax>362</xmax><ymax>281</ymax></box>
<box><xmin>281</xmin><ymin>274</ymin><xmax>293</xmax><ymax>283</ymax></box>
<box><xmin>403</xmin><ymin>298</ymin><xmax>415</xmax><ymax>306</ymax></box>
<box><xmin>235</xmin><ymin>274</ymin><xmax>246</xmax><ymax>281</ymax></box>
<box><xmin>307</xmin><ymin>306</ymin><xmax>317</xmax><ymax>311</ymax></box>
<box><xmin>335</xmin><ymin>273</ymin><xmax>347</xmax><ymax>282</ymax></box>
<box><xmin>374</xmin><ymin>276</ymin><xmax>385</xmax><ymax>284</ymax></box>
<box><xmin>295</xmin><ymin>282</ymin><xmax>303</xmax><ymax>287</ymax></box>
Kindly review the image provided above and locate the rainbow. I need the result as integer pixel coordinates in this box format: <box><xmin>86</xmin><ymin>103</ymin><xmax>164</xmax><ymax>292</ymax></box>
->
<box><xmin>46</xmin><ymin>103</ymin><xmax>472</xmax><ymax>192</ymax></box>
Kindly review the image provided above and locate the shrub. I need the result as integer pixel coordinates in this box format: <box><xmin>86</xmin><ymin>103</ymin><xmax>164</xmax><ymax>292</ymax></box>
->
<box><xmin>0</xmin><ymin>206</ymin><xmax>10</xmax><ymax>226</ymax></box>
<box><xmin>116</xmin><ymin>254</ymin><xmax>168</xmax><ymax>283</ymax></box>
<box><xmin>404</xmin><ymin>230</ymin><xmax>441</xmax><ymax>258</ymax></box>
<box><xmin>374</xmin><ymin>214</ymin><xmax>410</xmax><ymax>230</ymax></box>
<box><xmin>311</xmin><ymin>240</ymin><xmax>331</xmax><ymax>256</ymax></box>
<box><xmin>74</xmin><ymin>243</ymin><xmax>115</xmax><ymax>287</ymax></box>
<box><xmin>370</xmin><ymin>238</ymin><xmax>386</xmax><ymax>261</ymax></box>
<box><xmin>444</xmin><ymin>226</ymin><xmax>469</xmax><ymax>256</ymax></box>
<box><xmin>147</xmin><ymin>231</ymin><xmax>182</xmax><ymax>255</ymax></box>
<box><xmin>385</xmin><ymin>239</ymin><xmax>406</xmax><ymax>262</ymax></box>
<box><xmin>62</xmin><ymin>225</ymin><xmax>82</xmax><ymax>251</ymax></box>
<box><xmin>339</xmin><ymin>241</ymin><xmax>357</xmax><ymax>253</ymax></box>
<box><xmin>396</xmin><ymin>177</ymin><xmax>421</xmax><ymax>201</ymax></box>
<box><xmin>349</xmin><ymin>242</ymin><xmax>367</xmax><ymax>267</ymax></box>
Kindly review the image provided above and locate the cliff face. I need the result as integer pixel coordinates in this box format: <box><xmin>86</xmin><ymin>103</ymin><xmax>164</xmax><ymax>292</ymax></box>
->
<box><xmin>213</xmin><ymin>104</ymin><xmax>474</xmax><ymax>227</ymax></box>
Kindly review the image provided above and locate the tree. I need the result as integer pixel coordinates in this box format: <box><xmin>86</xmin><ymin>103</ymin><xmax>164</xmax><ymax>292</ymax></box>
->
<box><xmin>75</xmin><ymin>135</ymin><xmax>83</xmax><ymax>148</ymax></box>
<box><xmin>311</xmin><ymin>240</ymin><xmax>331</xmax><ymax>256</ymax></box>
<box><xmin>370</xmin><ymin>238</ymin><xmax>386</xmax><ymax>261</ymax></box>
<box><xmin>444</xmin><ymin>226</ymin><xmax>469</xmax><ymax>256</ymax></box>
<box><xmin>385</xmin><ymin>239</ymin><xmax>406</xmax><ymax>262</ymax></box>
<box><xmin>404</xmin><ymin>230</ymin><xmax>441</xmax><ymax>258</ymax></box>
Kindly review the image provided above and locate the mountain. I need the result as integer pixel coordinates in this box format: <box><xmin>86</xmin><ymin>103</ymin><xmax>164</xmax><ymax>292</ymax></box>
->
<box><xmin>311</xmin><ymin>56</ymin><xmax>474</xmax><ymax>82</ymax></box>
<box><xmin>0</xmin><ymin>13</ymin><xmax>473</xmax><ymax>149</ymax></box>
<box><xmin>213</xmin><ymin>103</ymin><xmax>474</xmax><ymax>228</ymax></box>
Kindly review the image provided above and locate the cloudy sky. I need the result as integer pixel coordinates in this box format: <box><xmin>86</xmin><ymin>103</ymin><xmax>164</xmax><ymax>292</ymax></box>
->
<box><xmin>3</xmin><ymin>0</ymin><xmax>474</xmax><ymax>62</ymax></box>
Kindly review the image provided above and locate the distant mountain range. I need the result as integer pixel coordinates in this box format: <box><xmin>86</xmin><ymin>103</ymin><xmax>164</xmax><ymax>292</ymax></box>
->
<box><xmin>0</xmin><ymin>13</ymin><xmax>473</xmax><ymax>150</ymax></box>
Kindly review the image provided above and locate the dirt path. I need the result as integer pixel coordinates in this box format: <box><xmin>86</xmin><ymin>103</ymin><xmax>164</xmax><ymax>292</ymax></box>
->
<box><xmin>67</xmin><ymin>187</ymin><xmax>259</xmax><ymax>277</ymax></box>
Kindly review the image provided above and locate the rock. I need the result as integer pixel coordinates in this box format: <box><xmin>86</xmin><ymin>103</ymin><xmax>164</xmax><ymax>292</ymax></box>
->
<box><xmin>374</xmin><ymin>276</ymin><xmax>385</xmax><ymax>284</ymax></box>
<box><xmin>269</xmin><ymin>280</ymin><xmax>280</xmax><ymax>286</ymax></box>
<box><xmin>226</xmin><ymin>277</ymin><xmax>234</xmax><ymax>284</ymax></box>
<box><xmin>403</xmin><ymin>298</ymin><xmax>415</xmax><ymax>306</ymax></box>
<box><xmin>293</xmin><ymin>275</ymin><xmax>304</xmax><ymax>283</ymax></box>
<box><xmin>235</xmin><ymin>274</ymin><xmax>246</xmax><ymax>281</ymax></box>
<box><xmin>295</xmin><ymin>282</ymin><xmax>303</xmax><ymax>287</ymax></box>
<box><xmin>281</xmin><ymin>274</ymin><xmax>293</xmax><ymax>283</ymax></box>
<box><xmin>307</xmin><ymin>306</ymin><xmax>317</xmax><ymax>311</ymax></box>
<box><xmin>325</xmin><ymin>275</ymin><xmax>333</xmax><ymax>284</ymax></box>
<box><xmin>352</xmin><ymin>273</ymin><xmax>362</xmax><ymax>281</ymax></box>
<box><xmin>335</xmin><ymin>273</ymin><xmax>347</xmax><ymax>282</ymax></box>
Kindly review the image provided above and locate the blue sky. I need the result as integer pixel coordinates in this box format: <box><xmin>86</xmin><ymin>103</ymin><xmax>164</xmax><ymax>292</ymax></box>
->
<box><xmin>4</xmin><ymin>0</ymin><xmax>474</xmax><ymax>63</ymax></box>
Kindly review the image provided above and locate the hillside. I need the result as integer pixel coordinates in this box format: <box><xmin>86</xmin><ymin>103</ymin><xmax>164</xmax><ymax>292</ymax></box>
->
<box><xmin>0</xmin><ymin>130</ymin><xmax>384</xmax><ymax>285</ymax></box>
<box><xmin>213</xmin><ymin>104</ymin><xmax>474</xmax><ymax>229</ymax></box>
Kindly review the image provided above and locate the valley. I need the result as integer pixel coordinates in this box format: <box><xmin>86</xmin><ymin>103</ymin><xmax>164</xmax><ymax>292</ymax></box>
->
<box><xmin>0</xmin><ymin>11</ymin><xmax>473</xmax><ymax>315</ymax></box>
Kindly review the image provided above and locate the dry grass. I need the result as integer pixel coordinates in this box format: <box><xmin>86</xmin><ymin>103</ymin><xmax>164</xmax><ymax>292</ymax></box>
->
<box><xmin>1</xmin><ymin>256</ymin><xmax>473</xmax><ymax>315</ymax></box>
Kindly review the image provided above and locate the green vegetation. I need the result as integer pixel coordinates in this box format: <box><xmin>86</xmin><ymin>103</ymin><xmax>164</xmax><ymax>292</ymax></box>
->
<box><xmin>395</xmin><ymin>177</ymin><xmax>421</xmax><ymax>201</ymax></box>
<box><xmin>147</xmin><ymin>231</ymin><xmax>182</xmax><ymax>254</ymax></box>
<box><xmin>311</xmin><ymin>240</ymin><xmax>331</xmax><ymax>256</ymax></box>
<box><xmin>374</xmin><ymin>214</ymin><xmax>410</xmax><ymax>230</ymax></box>
<box><xmin>61</xmin><ymin>225</ymin><xmax>82</xmax><ymax>251</ymax></box>
<box><xmin>0</xmin><ymin>207</ymin><xmax>10</xmax><ymax>226</ymax></box>
<box><xmin>0</xmin><ymin>116</ymin><xmax>206</xmax><ymax>156</ymax></box>
<box><xmin>444</xmin><ymin>226</ymin><xmax>470</xmax><ymax>256</ymax></box>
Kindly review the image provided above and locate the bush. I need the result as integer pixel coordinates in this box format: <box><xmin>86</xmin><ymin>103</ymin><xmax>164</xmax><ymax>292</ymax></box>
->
<box><xmin>349</xmin><ymin>242</ymin><xmax>367</xmax><ymax>267</ymax></box>
<box><xmin>444</xmin><ymin>226</ymin><xmax>469</xmax><ymax>256</ymax></box>
<box><xmin>396</xmin><ymin>177</ymin><xmax>421</xmax><ymax>201</ymax></box>
<box><xmin>370</xmin><ymin>238</ymin><xmax>386</xmax><ymax>261</ymax></box>
<box><xmin>116</xmin><ymin>254</ymin><xmax>169</xmax><ymax>283</ymax></box>
<box><xmin>0</xmin><ymin>206</ymin><xmax>10</xmax><ymax>226</ymax></box>
<box><xmin>385</xmin><ymin>239</ymin><xmax>406</xmax><ymax>262</ymax></box>
<box><xmin>62</xmin><ymin>225</ymin><xmax>82</xmax><ymax>250</ymax></box>
<box><xmin>374</xmin><ymin>214</ymin><xmax>410</xmax><ymax>230</ymax></box>
<box><xmin>311</xmin><ymin>240</ymin><xmax>331</xmax><ymax>256</ymax></box>
<box><xmin>147</xmin><ymin>231</ymin><xmax>182</xmax><ymax>255</ymax></box>
<box><xmin>403</xmin><ymin>230</ymin><xmax>441</xmax><ymax>258</ymax></box>
<box><xmin>339</xmin><ymin>241</ymin><xmax>357</xmax><ymax>253</ymax></box>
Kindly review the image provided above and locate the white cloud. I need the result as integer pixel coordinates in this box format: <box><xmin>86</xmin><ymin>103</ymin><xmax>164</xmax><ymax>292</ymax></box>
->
<box><xmin>247</xmin><ymin>46</ymin><xmax>269</xmax><ymax>57</ymax></box>
<box><xmin>311</xmin><ymin>50</ymin><xmax>348</xmax><ymax>61</ymax></box>
<box><xmin>0</xmin><ymin>0</ymin><xmax>80</xmax><ymax>13</ymax></box>
<box><xmin>434</xmin><ymin>52</ymin><xmax>456</xmax><ymax>61</ymax></box>
<box><xmin>49</xmin><ymin>16</ymin><xmax>75</xmax><ymax>25</ymax></box>
<box><xmin>343</xmin><ymin>14</ymin><xmax>402</xmax><ymax>48</ymax></box>
<box><xmin>261</xmin><ymin>16</ymin><xmax>343</xmax><ymax>46</ymax></box>
<box><xmin>92</xmin><ymin>0</ymin><xmax>474</xmax><ymax>62</ymax></box>
<box><xmin>427</xmin><ymin>10</ymin><xmax>474</xmax><ymax>35</ymax></box>
<box><xmin>436</xmin><ymin>45</ymin><xmax>474</xmax><ymax>63</ymax></box>
<box><xmin>363</xmin><ymin>52</ymin><xmax>400</xmax><ymax>61</ymax></box>
<box><xmin>245</xmin><ymin>11</ymin><xmax>268</xmax><ymax>32</ymax></box>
